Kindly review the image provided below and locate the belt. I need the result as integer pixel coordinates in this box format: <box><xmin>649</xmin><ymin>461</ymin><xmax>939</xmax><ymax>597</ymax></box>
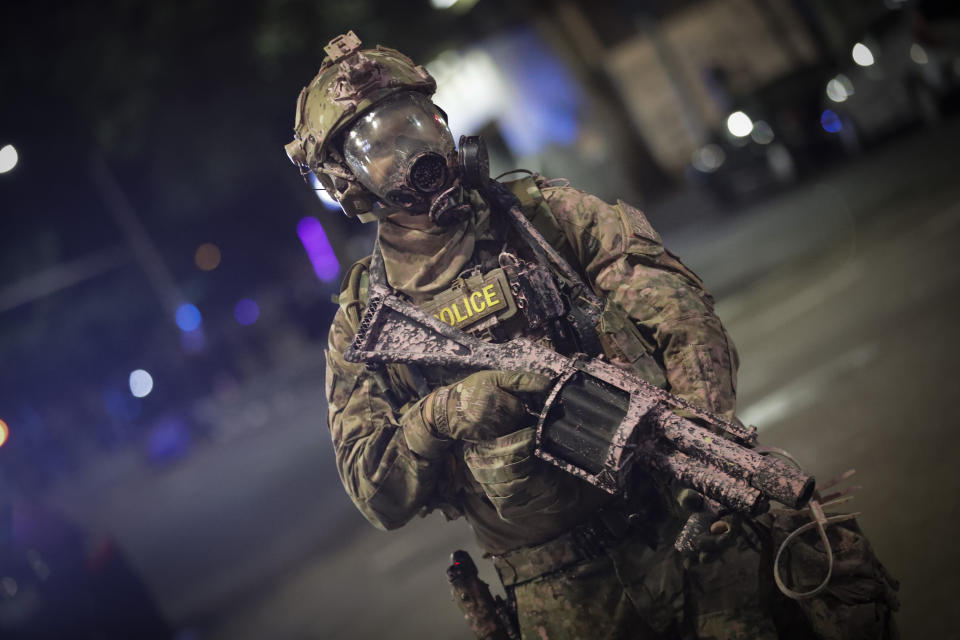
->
<box><xmin>491</xmin><ymin>504</ymin><xmax>672</xmax><ymax>587</ymax></box>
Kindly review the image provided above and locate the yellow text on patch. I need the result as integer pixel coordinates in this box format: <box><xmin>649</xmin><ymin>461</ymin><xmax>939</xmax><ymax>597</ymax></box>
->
<box><xmin>435</xmin><ymin>284</ymin><xmax>501</xmax><ymax>327</ymax></box>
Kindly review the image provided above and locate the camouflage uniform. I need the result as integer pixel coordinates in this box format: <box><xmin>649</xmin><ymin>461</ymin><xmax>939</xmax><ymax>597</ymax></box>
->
<box><xmin>327</xmin><ymin>177</ymin><xmax>783</xmax><ymax>638</ymax></box>
<box><xmin>303</xmin><ymin>32</ymin><xmax>897</xmax><ymax>640</ymax></box>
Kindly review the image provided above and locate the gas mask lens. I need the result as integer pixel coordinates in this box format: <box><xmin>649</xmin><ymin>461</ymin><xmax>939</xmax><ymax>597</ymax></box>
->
<box><xmin>342</xmin><ymin>92</ymin><xmax>455</xmax><ymax>210</ymax></box>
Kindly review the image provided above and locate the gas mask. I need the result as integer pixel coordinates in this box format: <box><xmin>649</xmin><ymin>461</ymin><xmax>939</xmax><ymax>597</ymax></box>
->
<box><xmin>342</xmin><ymin>91</ymin><xmax>489</xmax><ymax>225</ymax></box>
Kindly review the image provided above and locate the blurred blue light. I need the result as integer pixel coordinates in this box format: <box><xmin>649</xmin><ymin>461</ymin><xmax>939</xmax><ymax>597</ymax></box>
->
<box><xmin>297</xmin><ymin>217</ymin><xmax>340</xmax><ymax>281</ymax></box>
<box><xmin>488</xmin><ymin>28</ymin><xmax>582</xmax><ymax>156</ymax></box>
<box><xmin>820</xmin><ymin>110</ymin><xmax>843</xmax><ymax>133</ymax></box>
<box><xmin>175</xmin><ymin>303</ymin><xmax>202</xmax><ymax>332</ymax></box>
<box><xmin>103</xmin><ymin>388</ymin><xmax>142</xmax><ymax>420</ymax></box>
<box><xmin>146</xmin><ymin>416</ymin><xmax>192</xmax><ymax>465</ymax></box>
<box><xmin>234</xmin><ymin>298</ymin><xmax>260</xmax><ymax>326</ymax></box>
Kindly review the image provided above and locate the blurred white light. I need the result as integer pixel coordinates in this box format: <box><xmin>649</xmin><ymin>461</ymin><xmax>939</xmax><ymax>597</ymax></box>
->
<box><xmin>826</xmin><ymin>74</ymin><xmax>855</xmax><ymax>103</ymax></box>
<box><xmin>316</xmin><ymin>187</ymin><xmax>340</xmax><ymax>210</ymax></box>
<box><xmin>428</xmin><ymin>49</ymin><xmax>507</xmax><ymax>143</ymax></box>
<box><xmin>852</xmin><ymin>43</ymin><xmax>875</xmax><ymax>67</ymax></box>
<box><xmin>308</xmin><ymin>172</ymin><xmax>343</xmax><ymax>211</ymax></box>
<box><xmin>129</xmin><ymin>369</ymin><xmax>154</xmax><ymax>398</ymax></box>
<box><xmin>430</xmin><ymin>0</ymin><xmax>457</xmax><ymax>8</ymax></box>
<box><xmin>726</xmin><ymin>111</ymin><xmax>754</xmax><ymax>137</ymax></box>
<box><xmin>910</xmin><ymin>43</ymin><xmax>929</xmax><ymax>65</ymax></box>
<box><xmin>691</xmin><ymin>144</ymin><xmax>726</xmax><ymax>173</ymax></box>
<box><xmin>750</xmin><ymin>120</ymin><xmax>775</xmax><ymax>145</ymax></box>
<box><xmin>826</xmin><ymin>80</ymin><xmax>847</xmax><ymax>102</ymax></box>
<box><xmin>0</xmin><ymin>145</ymin><xmax>18</xmax><ymax>174</ymax></box>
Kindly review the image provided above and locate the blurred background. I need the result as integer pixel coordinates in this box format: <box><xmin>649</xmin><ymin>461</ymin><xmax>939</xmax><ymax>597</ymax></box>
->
<box><xmin>1</xmin><ymin>0</ymin><xmax>958</xmax><ymax>637</ymax></box>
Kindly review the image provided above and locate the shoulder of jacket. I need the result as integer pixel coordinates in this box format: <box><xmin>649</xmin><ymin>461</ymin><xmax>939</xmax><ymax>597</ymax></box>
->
<box><xmin>331</xmin><ymin>254</ymin><xmax>373</xmax><ymax>330</ymax></box>
<box><xmin>502</xmin><ymin>174</ymin><xmax>571</xmax><ymax>252</ymax></box>
<box><xmin>537</xmin><ymin>183</ymin><xmax>663</xmax><ymax>246</ymax></box>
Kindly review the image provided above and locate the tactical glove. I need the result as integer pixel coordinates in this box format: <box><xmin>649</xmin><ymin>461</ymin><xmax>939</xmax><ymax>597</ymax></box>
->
<box><xmin>404</xmin><ymin>371</ymin><xmax>552</xmax><ymax>455</ymax></box>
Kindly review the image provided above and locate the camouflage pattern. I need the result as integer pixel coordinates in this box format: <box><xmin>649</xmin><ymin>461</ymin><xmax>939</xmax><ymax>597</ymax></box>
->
<box><xmin>756</xmin><ymin>507</ymin><xmax>900</xmax><ymax>640</ymax></box>
<box><xmin>536</xmin><ymin>187</ymin><xmax>740</xmax><ymax>422</ymax></box>
<box><xmin>508</xmin><ymin>531</ymin><xmax>780</xmax><ymax>639</ymax></box>
<box><xmin>287</xmin><ymin>37</ymin><xmax>435</xmax><ymax>174</ymax></box>
<box><xmin>323</xmin><ymin>177</ymin><xmax>896</xmax><ymax>638</ymax></box>
<box><xmin>325</xmin><ymin>178</ymin><xmax>738</xmax><ymax>535</ymax></box>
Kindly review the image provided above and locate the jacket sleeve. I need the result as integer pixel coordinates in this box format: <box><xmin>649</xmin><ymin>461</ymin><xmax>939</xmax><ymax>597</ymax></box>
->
<box><xmin>325</xmin><ymin>305</ymin><xmax>448</xmax><ymax>530</ymax></box>
<box><xmin>542</xmin><ymin>186</ymin><xmax>740</xmax><ymax>420</ymax></box>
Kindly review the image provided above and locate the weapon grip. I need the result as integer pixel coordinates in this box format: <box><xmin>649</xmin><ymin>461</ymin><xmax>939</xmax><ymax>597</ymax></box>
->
<box><xmin>673</xmin><ymin>494</ymin><xmax>723</xmax><ymax>554</ymax></box>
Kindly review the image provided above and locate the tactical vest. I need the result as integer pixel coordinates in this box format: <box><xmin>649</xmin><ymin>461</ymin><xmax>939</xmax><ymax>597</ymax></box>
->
<box><xmin>334</xmin><ymin>175</ymin><xmax>667</xmax><ymax>398</ymax></box>
<box><xmin>333</xmin><ymin>175</ymin><xmax>670</xmax><ymax>527</ymax></box>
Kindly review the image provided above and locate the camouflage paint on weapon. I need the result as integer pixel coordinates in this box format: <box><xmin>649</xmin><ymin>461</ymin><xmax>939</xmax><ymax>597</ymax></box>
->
<box><xmin>343</xmin><ymin>286</ymin><xmax>816</xmax><ymax>538</ymax></box>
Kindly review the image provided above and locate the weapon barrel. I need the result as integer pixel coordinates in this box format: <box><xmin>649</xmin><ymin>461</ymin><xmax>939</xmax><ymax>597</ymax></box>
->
<box><xmin>655</xmin><ymin>411</ymin><xmax>814</xmax><ymax>509</ymax></box>
<box><xmin>639</xmin><ymin>444</ymin><xmax>767</xmax><ymax>515</ymax></box>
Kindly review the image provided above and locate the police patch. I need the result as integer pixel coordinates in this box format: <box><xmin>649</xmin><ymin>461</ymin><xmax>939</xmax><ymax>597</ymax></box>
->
<box><xmin>420</xmin><ymin>268</ymin><xmax>517</xmax><ymax>331</ymax></box>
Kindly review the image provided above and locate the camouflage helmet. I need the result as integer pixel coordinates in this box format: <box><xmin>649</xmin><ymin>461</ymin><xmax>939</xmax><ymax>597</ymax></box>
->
<box><xmin>285</xmin><ymin>31</ymin><xmax>438</xmax><ymax>218</ymax></box>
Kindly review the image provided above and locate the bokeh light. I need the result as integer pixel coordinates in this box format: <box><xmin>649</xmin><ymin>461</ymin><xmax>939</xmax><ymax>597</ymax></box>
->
<box><xmin>820</xmin><ymin>109</ymin><xmax>843</xmax><ymax>133</ymax></box>
<box><xmin>234</xmin><ymin>298</ymin><xmax>260</xmax><ymax>326</ymax></box>
<box><xmin>129</xmin><ymin>369</ymin><xmax>154</xmax><ymax>398</ymax></box>
<box><xmin>429</xmin><ymin>0</ymin><xmax>478</xmax><ymax>12</ymax></box>
<box><xmin>691</xmin><ymin>144</ymin><xmax>725</xmax><ymax>173</ymax></box>
<box><xmin>826</xmin><ymin>74</ymin><xmax>855</xmax><ymax>103</ymax></box>
<box><xmin>296</xmin><ymin>217</ymin><xmax>340</xmax><ymax>281</ymax></box>
<box><xmin>428</xmin><ymin>31</ymin><xmax>580</xmax><ymax>156</ymax></box>
<box><xmin>726</xmin><ymin>111</ymin><xmax>754</xmax><ymax>137</ymax></box>
<box><xmin>175</xmin><ymin>303</ymin><xmax>203</xmax><ymax>332</ymax></box>
<box><xmin>146</xmin><ymin>416</ymin><xmax>192</xmax><ymax>465</ymax></box>
<box><xmin>909</xmin><ymin>43</ymin><xmax>928</xmax><ymax>65</ymax></box>
<box><xmin>0</xmin><ymin>419</ymin><xmax>9</xmax><ymax>448</ymax></box>
<box><xmin>750</xmin><ymin>121</ymin><xmax>775</xmax><ymax>145</ymax></box>
<box><xmin>309</xmin><ymin>173</ymin><xmax>343</xmax><ymax>211</ymax></box>
<box><xmin>194</xmin><ymin>243</ymin><xmax>222</xmax><ymax>271</ymax></box>
<box><xmin>852</xmin><ymin>42</ymin><xmax>875</xmax><ymax>67</ymax></box>
<box><xmin>0</xmin><ymin>145</ymin><xmax>18</xmax><ymax>174</ymax></box>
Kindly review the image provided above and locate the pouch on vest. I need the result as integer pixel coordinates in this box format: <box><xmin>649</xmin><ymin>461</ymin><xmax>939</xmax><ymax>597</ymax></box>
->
<box><xmin>598</xmin><ymin>298</ymin><xmax>668</xmax><ymax>388</ymax></box>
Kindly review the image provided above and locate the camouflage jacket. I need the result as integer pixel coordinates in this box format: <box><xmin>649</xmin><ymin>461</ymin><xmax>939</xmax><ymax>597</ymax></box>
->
<box><xmin>324</xmin><ymin>177</ymin><xmax>740</xmax><ymax>554</ymax></box>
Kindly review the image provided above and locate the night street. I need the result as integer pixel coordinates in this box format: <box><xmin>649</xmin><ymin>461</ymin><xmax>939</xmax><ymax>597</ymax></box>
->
<box><xmin>38</xmin><ymin>119</ymin><xmax>958</xmax><ymax>639</ymax></box>
<box><xmin>4</xmin><ymin>2</ymin><xmax>958</xmax><ymax>637</ymax></box>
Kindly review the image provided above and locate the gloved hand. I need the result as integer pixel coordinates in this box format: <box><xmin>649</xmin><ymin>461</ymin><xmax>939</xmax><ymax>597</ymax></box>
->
<box><xmin>673</xmin><ymin>489</ymin><xmax>742</xmax><ymax>563</ymax></box>
<box><xmin>431</xmin><ymin>370</ymin><xmax>553</xmax><ymax>441</ymax></box>
<box><xmin>693</xmin><ymin>515</ymin><xmax>741</xmax><ymax>563</ymax></box>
